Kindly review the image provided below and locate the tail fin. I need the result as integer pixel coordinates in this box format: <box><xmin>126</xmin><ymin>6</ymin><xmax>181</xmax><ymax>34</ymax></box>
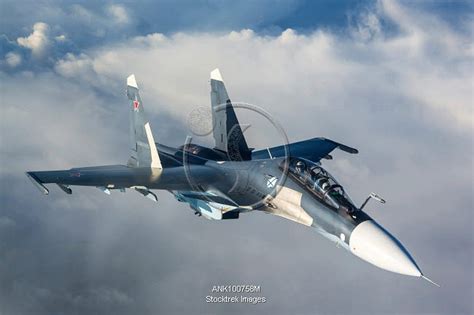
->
<box><xmin>210</xmin><ymin>68</ymin><xmax>251</xmax><ymax>160</ymax></box>
<box><xmin>126</xmin><ymin>75</ymin><xmax>162</xmax><ymax>169</ymax></box>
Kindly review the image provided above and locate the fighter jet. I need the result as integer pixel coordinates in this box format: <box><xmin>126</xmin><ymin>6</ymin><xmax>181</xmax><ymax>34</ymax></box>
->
<box><xmin>26</xmin><ymin>69</ymin><xmax>438</xmax><ymax>286</ymax></box>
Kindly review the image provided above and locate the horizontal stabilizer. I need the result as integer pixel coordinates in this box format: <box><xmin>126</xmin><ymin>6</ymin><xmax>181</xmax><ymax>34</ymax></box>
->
<box><xmin>252</xmin><ymin>137</ymin><xmax>358</xmax><ymax>162</ymax></box>
<box><xmin>336</xmin><ymin>142</ymin><xmax>358</xmax><ymax>154</ymax></box>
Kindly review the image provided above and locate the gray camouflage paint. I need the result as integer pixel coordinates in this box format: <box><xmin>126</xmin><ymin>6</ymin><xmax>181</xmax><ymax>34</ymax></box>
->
<box><xmin>25</xmin><ymin>71</ymin><xmax>416</xmax><ymax>279</ymax></box>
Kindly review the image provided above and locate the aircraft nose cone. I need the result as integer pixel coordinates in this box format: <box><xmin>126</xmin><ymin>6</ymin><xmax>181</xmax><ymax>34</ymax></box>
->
<box><xmin>349</xmin><ymin>220</ymin><xmax>421</xmax><ymax>276</ymax></box>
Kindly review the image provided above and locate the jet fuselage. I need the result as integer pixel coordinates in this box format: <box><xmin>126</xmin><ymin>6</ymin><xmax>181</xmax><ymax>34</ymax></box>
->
<box><xmin>26</xmin><ymin>70</ymin><xmax>436</xmax><ymax>285</ymax></box>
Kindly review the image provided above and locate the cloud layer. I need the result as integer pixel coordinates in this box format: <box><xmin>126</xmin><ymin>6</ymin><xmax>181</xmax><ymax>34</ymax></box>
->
<box><xmin>1</xmin><ymin>1</ymin><xmax>473</xmax><ymax>314</ymax></box>
<box><xmin>16</xmin><ymin>22</ymin><xmax>50</xmax><ymax>57</ymax></box>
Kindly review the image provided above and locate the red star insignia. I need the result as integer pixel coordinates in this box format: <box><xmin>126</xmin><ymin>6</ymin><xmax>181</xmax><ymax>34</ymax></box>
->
<box><xmin>133</xmin><ymin>100</ymin><xmax>140</xmax><ymax>111</ymax></box>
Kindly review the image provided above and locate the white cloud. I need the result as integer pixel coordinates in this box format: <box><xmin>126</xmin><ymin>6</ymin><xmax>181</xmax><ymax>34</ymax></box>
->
<box><xmin>107</xmin><ymin>4</ymin><xmax>130</xmax><ymax>25</ymax></box>
<box><xmin>73</xmin><ymin>287</ymin><xmax>133</xmax><ymax>307</ymax></box>
<box><xmin>71</xmin><ymin>4</ymin><xmax>95</xmax><ymax>23</ymax></box>
<box><xmin>53</xmin><ymin>8</ymin><xmax>472</xmax><ymax>133</ymax></box>
<box><xmin>228</xmin><ymin>29</ymin><xmax>255</xmax><ymax>41</ymax></box>
<box><xmin>55</xmin><ymin>53</ymin><xmax>94</xmax><ymax>78</ymax></box>
<box><xmin>68</xmin><ymin>4</ymin><xmax>131</xmax><ymax>35</ymax></box>
<box><xmin>4</xmin><ymin>52</ymin><xmax>22</xmax><ymax>67</ymax></box>
<box><xmin>1</xmin><ymin>1</ymin><xmax>472</xmax><ymax>314</ymax></box>
<box><xmin>17</xmin><ymin>22</ymin><xmax>50</xmax><ymax>57</ymax></box>
<box><xmin>351</xmin><ymin>8</ymin><xmax>382</xmax><ymax>42</ymax></box>
<box><xmin>131</xmin><ymin>33</ymin><xmax>167</xmax><ymax>46</ymax></box>
<box><xmin>55</xmin><ymin>34</ymin><xmax>67</xmax><ymax>42</ymax></box>
<box><xmin>0</xmin><ymin>71</ymin><xmax>120</xmax><ymax>173</ymax></box>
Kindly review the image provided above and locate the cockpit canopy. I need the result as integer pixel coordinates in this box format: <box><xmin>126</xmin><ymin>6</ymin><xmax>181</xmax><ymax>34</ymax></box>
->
<box><xmin>284</xmin><ymin>157</ymin><xmax>358</xmax><ymax>213</ymax></box>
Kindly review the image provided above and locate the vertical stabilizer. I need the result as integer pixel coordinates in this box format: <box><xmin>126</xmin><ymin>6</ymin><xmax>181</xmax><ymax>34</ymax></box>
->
<box><xmin>126</xmin><ymin>74</ymin><xmax>162</xmax><ymax>169</ymax></box>
<box><xmin>210</xmin><ymin>69</ymin><xmax>251</xmax><ymax>160</ymax></box>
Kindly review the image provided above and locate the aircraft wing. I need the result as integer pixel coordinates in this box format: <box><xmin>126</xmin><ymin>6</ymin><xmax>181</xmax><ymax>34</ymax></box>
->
<box><xmin>26</xmin><ymin>74</ymin><xmax>224</xmax><ymax>196</ymax></box>
<box><xmin>251</xmin><ymin>137</ymin><xmax>358</xmax><ymax>162</ymax></box>
<box><xmin>26</xmin><ymin>164</ymin><xmax>224</xmax><ymax>195</ymax></box>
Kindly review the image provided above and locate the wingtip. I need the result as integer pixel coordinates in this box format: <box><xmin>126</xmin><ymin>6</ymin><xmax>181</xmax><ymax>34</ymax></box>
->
<box><xmin>25</xmin><ymin>171</ymin><xmax>49</xmax><ymax>195</ymax></box>
<box><xmin>210</xmin><ymin>68</ymin><xmax>223</xmax><ymax>81</ymax></box>
<box><xmin>127</xmin><ymin>74</ymin><xmax>138</xmax><ymax>88</ymax></box>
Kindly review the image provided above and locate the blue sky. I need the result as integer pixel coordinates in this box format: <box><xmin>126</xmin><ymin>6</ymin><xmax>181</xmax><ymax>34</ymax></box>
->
<box><xmin>1</xmin><ymin>1</ymin><xmax>473</xmax><ymax>314</ymax></box>
<box><xmin>1</xmin><ymin>0</ymin><xmax>472</xmax><ymax>72</ymax></box>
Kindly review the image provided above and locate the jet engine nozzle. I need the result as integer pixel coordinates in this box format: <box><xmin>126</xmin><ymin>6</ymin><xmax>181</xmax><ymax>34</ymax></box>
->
<box><xmin>349</xmin><ymin>220</ymin><xmax>421</xmax><ymax>276</ymax></box>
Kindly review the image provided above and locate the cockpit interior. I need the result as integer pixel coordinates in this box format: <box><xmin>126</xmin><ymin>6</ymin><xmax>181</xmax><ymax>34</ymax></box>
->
<box><xmin>285</xmin><ymin>157</ymin><xmax>358</xmax><ymax>213</ymax></box>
